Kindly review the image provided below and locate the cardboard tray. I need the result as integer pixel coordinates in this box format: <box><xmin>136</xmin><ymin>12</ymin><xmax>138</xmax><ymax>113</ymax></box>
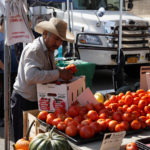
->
<box><xmin>37</xmin><ymin>118</ymin><xmax>103</xmax><ymax>145</ymax></box>
<box><xmin>37</xmin><ymin>118</ymin><xmax>150</xmax><ymax>145</ymax></box>
<box><xmin>136</xmin><ymin>137</ymin><xmax>150</xmax><ymax>150</ymax></box>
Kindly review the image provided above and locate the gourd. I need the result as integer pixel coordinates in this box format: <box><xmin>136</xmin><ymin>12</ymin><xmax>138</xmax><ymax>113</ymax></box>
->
<box><xmin>13</xmin><ymin>120</ymin><xmax>35</xmax><ymax>150</ymax></box>
<box><xmin>29</xmin><ymin>126</ymin><xmax>73</xmax><ymax>150</ymax></box>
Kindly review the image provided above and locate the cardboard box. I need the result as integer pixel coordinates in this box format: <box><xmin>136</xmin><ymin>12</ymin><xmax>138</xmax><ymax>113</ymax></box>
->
<box><xmin>37</xmin><ymin>76</ymin><xmax>86</xmax><ymax>112</ymax></box>
<box><xmin>23</xmin><ymin>109</ymin><xmax>40</xmax><ymax>137</ymax></box>
<box><xmin>140</xmin><ymin>66</ymin><xmax>150</xmax><ymax>90</ymax></box>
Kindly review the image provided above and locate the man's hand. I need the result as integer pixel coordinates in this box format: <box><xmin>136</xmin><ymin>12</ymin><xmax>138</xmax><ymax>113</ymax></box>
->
<box><xmin>59</xmin><ymin>69</ymin><xmax>73</xmax><ymax>81</ymax></box>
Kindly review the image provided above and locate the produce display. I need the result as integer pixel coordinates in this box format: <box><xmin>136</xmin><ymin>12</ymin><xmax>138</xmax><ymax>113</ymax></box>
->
<box><xmin>37</xmin><ymin>89</ymin><xmax>150</xmax><ymax>140</ymax></box>
<box><xmin>14</xmin><ymin>121</ymin><xmax>35</xmax><ymax>150</ymax></box>
<box><xmin>29</xmin><ymin>126</ymin><xmax>73</xmax><ymax>150</ymax></box>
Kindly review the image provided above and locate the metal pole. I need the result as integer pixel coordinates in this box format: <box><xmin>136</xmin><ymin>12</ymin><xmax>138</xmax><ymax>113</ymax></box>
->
<box><xmin>67</xmin><ymin>0</ymin><xmax>70</xmax><ymax>53</ymax></box>
<box><xmin>118</xmin><ymin>0</ymin><xmax>123</xmax><ymax>63</ymax></box>
<box><xmin>4</xmin><ymin>13</ymin><xmax>11</xmax><ymax>150</ymax></box>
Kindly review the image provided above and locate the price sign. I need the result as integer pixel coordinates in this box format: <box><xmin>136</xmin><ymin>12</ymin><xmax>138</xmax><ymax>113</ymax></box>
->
<box><xmin>100</xmin><ymin>131</ymin><xmax>126</xmax><ymax>150</ymax></box>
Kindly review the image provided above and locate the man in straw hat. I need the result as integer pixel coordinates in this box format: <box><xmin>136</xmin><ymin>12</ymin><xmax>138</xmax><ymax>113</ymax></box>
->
<box><xmin>11</xmin><ymin>17</ymin><xmax>74</xmax><ymax>142</ymax></box>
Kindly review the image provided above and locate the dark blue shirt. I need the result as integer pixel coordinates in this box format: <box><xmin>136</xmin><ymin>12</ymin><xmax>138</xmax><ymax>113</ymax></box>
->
<box><xmin>0</xmin><ymin>32</ymin><xmax>18</xmax><ymax>73</ymax></box>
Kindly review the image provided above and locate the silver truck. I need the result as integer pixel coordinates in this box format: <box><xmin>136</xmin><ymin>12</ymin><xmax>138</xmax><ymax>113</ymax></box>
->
<box><xmin>31</xmin><ymin>0</ymin><xmax>150</xmax><ymax>75</ymax></box>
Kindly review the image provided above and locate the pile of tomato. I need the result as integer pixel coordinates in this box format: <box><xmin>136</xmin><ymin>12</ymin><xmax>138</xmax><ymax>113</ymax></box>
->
<box><xmin>37</xmin><ymin>89</ymin><xmax>150</xmax><ymax>139</ymax></box>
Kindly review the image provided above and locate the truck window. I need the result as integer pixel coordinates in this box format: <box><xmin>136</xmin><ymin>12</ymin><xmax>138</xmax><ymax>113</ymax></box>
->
<box><xmin>73</xmin><ymin>0</ymin><xmax>125</xmax><ymax>11</ymax></box>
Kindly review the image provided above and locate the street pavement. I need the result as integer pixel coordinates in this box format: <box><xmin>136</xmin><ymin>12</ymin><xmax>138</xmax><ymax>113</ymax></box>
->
<box><xmin>0</xmin><ymin>124</ymin><xmax>14</xmax><ymax>150</ymax></box>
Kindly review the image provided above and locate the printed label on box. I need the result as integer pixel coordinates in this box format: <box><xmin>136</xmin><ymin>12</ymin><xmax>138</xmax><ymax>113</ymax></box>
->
<box><xmin>100</xmin><ymin>131</ymin><xmax>126</xmax><ymax>150</ymax></box>
<box><xmin>37</xmin><ymin>76</ymin><xmax>86</xmax><ymax>112</ymax></box>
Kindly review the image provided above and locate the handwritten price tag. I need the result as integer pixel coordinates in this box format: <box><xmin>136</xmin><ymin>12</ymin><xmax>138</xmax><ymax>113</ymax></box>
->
<box><xmin>100</xmin><ymin>131</ymin><xmax>126</xmax><ymax>150</ymax></box>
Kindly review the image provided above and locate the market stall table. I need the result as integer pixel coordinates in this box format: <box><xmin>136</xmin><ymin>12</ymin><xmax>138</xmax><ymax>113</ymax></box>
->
<box><xmin>68</xmin><ymin>129</ymin><xmax>150</xmax><ymax>150</ymax></box>
<box><xmin>56</xmin><ymin>59</ymin><xmax>96</xmax><ymax>89</ymax></box>
<box><xmin>24</xmin><ymin>109</ymin><xmax>150</xmax><ymax>150</ymax></box>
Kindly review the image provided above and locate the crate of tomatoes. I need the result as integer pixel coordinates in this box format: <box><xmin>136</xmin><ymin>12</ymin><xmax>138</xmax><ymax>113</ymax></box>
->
<box><xmin>37</xmin><ymin>89</ymin><xmax>150</xmax><ymax>144</ymax></box>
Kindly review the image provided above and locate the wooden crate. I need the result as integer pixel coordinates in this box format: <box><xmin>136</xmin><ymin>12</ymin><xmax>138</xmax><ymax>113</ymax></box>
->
<box><xmin>23</xmin><ymin>109</ymin><xmax>40</xmax><ymax>137</ymax></box>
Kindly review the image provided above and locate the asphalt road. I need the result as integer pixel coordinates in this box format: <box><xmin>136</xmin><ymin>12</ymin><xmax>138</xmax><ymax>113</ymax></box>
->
<box><xmin>91</xmin><ymin>68</ymin><xmax>140</xmax><ymax>93</ymax></box>
<box><xmin>0</xmin><ymin>68</ymin><xmax>140</xmax><ymax>150</ymax></box>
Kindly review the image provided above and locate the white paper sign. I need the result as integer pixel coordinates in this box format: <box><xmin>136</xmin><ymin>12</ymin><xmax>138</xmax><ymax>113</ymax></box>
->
<box><xmin>5</xmin><ymin>0</ymin><xmax>34</xmax><ymax>46</ymax></box>
<box><xmin>77</xmin><ymin>88</ymin><xmax>98</xmax><ymax>105</ymax></box>
<box><xmin>100</xmin><ymin>131</ymin><xmax>126</xmax><ymax>150</ymax></box>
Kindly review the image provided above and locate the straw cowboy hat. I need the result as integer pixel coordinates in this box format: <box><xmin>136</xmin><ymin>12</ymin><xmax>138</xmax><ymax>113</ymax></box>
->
<box><xmin>35</xmin><ymin>17</ymin><xmax>74</xmax><ymax>43</ymax></box>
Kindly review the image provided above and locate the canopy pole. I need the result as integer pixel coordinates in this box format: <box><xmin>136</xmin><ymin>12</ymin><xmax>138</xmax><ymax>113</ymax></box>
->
<box><xmin>4</xmin><ymin>9</ymin><xmax>11</xmax><ymax>150</ymax></box>
<box><xmin>118</xmin><ymin>0</ymin><xmax>123</xmax><ymax>63</ymax></box>
<box><xmin>67</xmin><ymin>0</ymin><xmax>70</xmax><ymax>53</ymax></box>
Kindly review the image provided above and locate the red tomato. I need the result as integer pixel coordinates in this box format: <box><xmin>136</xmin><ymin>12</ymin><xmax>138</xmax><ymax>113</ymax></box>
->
<box><xmin>130</xmin><ymin>120</ymin><xmax>141</xmax><ymax>130</ymax></box>
<box><xmin>117</xmin><ymin>106</ymin><xmax>124</xmax><ymax>114</ymax></box>
<box><xmin>99</xmin><ymin>113</ymin><xmax>108</xmax><ymax>119</ymax></box>
<box><xmin>87</xmin><ymin>110</ymin><xmax>98</xmax><ymax>121</ymax></box>
<box><xmin>68</xmin><ymin>105</ymin><xmax>79</xmax><ymax>117</ymax></box>
<box><xmin>145</xmin><ymin>119</ymin><xmax>150</xmax><ymax>127</ymax></box>
<box><xmin>146</xmin><ymin>113</ymin><xmax>150</xmax><ymax>119</ymax></box>
<box><xmin>109</xmin><ymin>103</ymin><xmax>118</xmax><ymax>112</ymax></box>
<box><xmin>138</xmin><ymin>116</ymin><xmax>147</xmax><ymax>122</ymax></box>
<box><xmin>65</xmin><ymin>125</ymin><xmax>77</xmax><ymax>137</ymax></box>
<box><xmin>97</xmin><ymin>119</ymin><xmax>107</xmax><ymax>131</ymax></box>
<box><xmin>94</xmin><ymin>103</ymin><xmax>105</xmax><ymax>112</ymax></box>
<box><xmin>138</xmin><ymin>100</ymin><xmax>147</xmax><ymax>110</ymax></box>
<box><xmin>133</xmin><ymin>97</ymin><xmax>140</xmax><ymax>105</ymax></box>
<box><xmin>131</xmin><ymin>92</ymin><xmax>138</xmax><ymax>98</ymax></box>
<box><xmin>130</xmin><ymin>105</ymin><xmax>139</xmax><ymax>112</ymax></box>
<box><xmin>115</xmin><ymin>123</ymin><xmax>125</xmax><ymax>132</ymax></box>
<box><xmin>52</xmin><ymin>118</ymin><xmax>62</xmax><ymax>126</ymax></box>
<box><xmin>126</xmin><ymin>142</ymin><xmax>138</xmax><ymax>150</ymax></box>
<box><xmin>57</xmin><ymin>121</ymin><xmax>66</xmax><ymax>131</ymax></box>
<box><xmin>81</xmin><ymin>119</ymin><xmax>92</xmax><ymax>126</ymax></box>
<box><xmin>74</xmin><ymin>115</ymin><xmax>83</xmax><ymax>123</ymax></box>
<box><xmin>86</xmin><ymin>103</ymin><xmax>94</xmax><ymax>111</ymax></box>
<box><xmin>79</xmin><ymin>125</ymin><xmax>95</xmax><ymax>139</ymax></box>
<box><xmin>66</xmin><ymin>64</ymin><xmax>77</xmax><ymax>74</ymax></box>
<box><xmin>136</xmin><ymin>89</ymin><xmax>145</xmax><ymax>95</ymax></box>
<box><xmin>109</xmin><ymin>95</ymin><xmax>117</xmax><ymax>103</ymax></box>
<box><xmin>67</xmin><ymin>120</ymin><xmax>79</xmax><ymax>127</ymax></box>
<box><xmin>131</xmin><ymin>111</ymin><xmax>140</xmax><ymax>120</ymax></box>
<box><xmin>122</xmin><ymin>112</ymin><xmax>132</xmax><ymax>122</ymax></box>
<box><xmin>46</xmin><ymin>113</ymin><xmax>56</xmax><ymax>125</ymax></box>
<box><xmin>104</xmin><ymin>100</ymin><xmax>111</xmax><ymax>106</ymax></box>
<box><xmin>64</xmin><ymin>117</ymin><xmax>73</xmax><ymax>125</ymax></box>
<box><xmin>38</xmin><ymin>111</ymin><xmax>48</xmax><ymax>121</ymax></box>
<box><xmin>124</xmin><ymin>95</ymin><xmax>133</xmax><ymax>106</ymax></box>
<box><xmin>144</xmin><ymin>105</ymin><xmax>150</xmax><ymax>113</ymax></box>
<box><xmin>79</xmin><ymin>106</ymin><xmax>88</xmax><ymax>116</ymax></box>
<box><xmin>89</xmin><ymin>121</ymin><xmax>102</xmax><ymax>134</ymax></box>
<box><xmin>120</xmin><ymin>121</ymin><xmax>129</xmax><ymax>131</ymax></box>
<box><xmin>99</xmin><ymin>108</ymin><xmax>109</xmax><ymax>116</ymax></box>
<box><xmin>57</xmin><ymin>113</ymin><xmax>66</xmax><ymax>121</ymax></box>
<box><xmin>77</xmin><ymin>124</ymin><xmax>84</xmax><ymax>132</ymax></box>
<box><xmin>112</xmin><ymin>112</ymin><xmax>122</xmax><ymax>122</ymax></box>
<box><xmin>118</xmin><ymin>100</ymin><xmax>125</xmax><ymax>107</ymax></box>
<box><xmin>108</xmin><ymin>120</ymin><xmax>118</xmax><ymax>132</ymax></box>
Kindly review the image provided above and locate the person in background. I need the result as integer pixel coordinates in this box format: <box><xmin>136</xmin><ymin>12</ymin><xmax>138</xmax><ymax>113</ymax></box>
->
<box><xmin>11</xmin><ymin>17</ymin><xmax>74</xmax><ymax>142</ymax></box>
<box><xmin>0</xmin><ymin>15</ymin><xmax>18</xmax><ymax>127</ymax></box>
<box><xmin>0</xmin><ymin>15</ymin><xmax>4</xmax><ymax>127</ymax></box>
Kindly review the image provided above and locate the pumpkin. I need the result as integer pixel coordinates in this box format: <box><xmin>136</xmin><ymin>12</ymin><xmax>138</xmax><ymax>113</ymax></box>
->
<box><xmin>13</xmin><ymin>120</ymin><xmax>35</xmax><ymax>150</ymax></box>
<box><xmin>29</xmin><ymin>126</ymin><xmax>73</xmax><ymax>150</ymax></box>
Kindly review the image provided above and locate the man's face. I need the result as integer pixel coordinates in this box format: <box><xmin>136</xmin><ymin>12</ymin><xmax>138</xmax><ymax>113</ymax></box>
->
<box><xmin>45</xmin><ymin>32</ymin><xmax>63</xmax><ymax>51</ymax></box>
